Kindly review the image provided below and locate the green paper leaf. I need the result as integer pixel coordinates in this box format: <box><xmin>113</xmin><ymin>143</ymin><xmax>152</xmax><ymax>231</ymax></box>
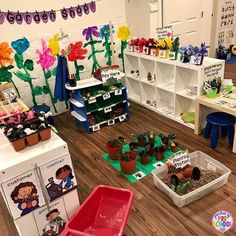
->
<box><xmin>14</xmin><ymin>71</ymin><xmax>31</xmax><ymax>82</ymax></box>
<box><xmin>88</xmin><ymin>54</ymin><xmax>93</xmax><ymax>60</ymax></box>
<box><xmin>0</xmin><ymin>71</ymin><xmax>12</xmax><ymax>83</ymax></box>
<box><xmin>53</xmin><ymin>97</ymin><xmax>58</xmax><ymax>104</ymax></box>
<box><xmin>14</xmin><ymin>53</ymin><xmax>24</xmax><ymax>69</ymax></box>
<box><xmin>52</xmin><ymin>67</ymin><xmax>57</xmax><ymax>76</ymax></box>
<box><xmin>24</xmin><ymin>59</ymin><xmax>34</xmax><ymax>71</ymax></box>
<box><xmin>118</xmin><ymin>53</ymin><xmax>123</xmax><ymax>59</ymax></box>
<box><xmin>34</xmin><ymin>86</ymin><xmax>43</xmax><ymax>96</ymax></box>
<box><xmin>77</xmin><ymin>65</ymin><xmax>84</xmax><ymax>71</ymax></box>
<box><xmin>44</xmin><ymin>70</ymin><xmax>52</xmax><ymax>79</ymax></box>
<box><xmin>95</xmin><ymin>50</ymin><xmax>104</xmax><ymax>54</ymax></box>
<box><xmin>42</xmin><ymin>85</ymin><xmax>50</xmax><ymax>94</ymax></box>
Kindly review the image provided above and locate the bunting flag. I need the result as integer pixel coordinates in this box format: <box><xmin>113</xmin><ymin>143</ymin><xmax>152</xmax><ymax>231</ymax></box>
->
<box><xmin>0</xmin><ymin>1</ymin><xmax>96</xmax><ymax>25</ymax></box>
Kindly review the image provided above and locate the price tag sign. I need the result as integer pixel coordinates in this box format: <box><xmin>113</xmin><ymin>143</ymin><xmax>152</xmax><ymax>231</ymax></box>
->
<box><xmin>114</xmin><ymin>89</ymin><xmax>122</xmax><ymax>96</ymax></box>
<box><xmin>92</xmin><ymin>124</ymin><xmax>100</xmax><ymax>132</ymax></box>
<box><xmin>3</xmin><ymin>88</ymin><xmax>16</xmax><ymax>99</ymax></box>
<box><xmin>104</xmin><ymin>106</ymin><xmax>112</xmax><ymax>113</ymax></box>
<box><xmin>172</xmin><ymin>151</ymin><xmax>190</xmax><ymax>169</ymax></box>
<box><xmin>88</xmin><ymin>97</ymin><xmax>96</xmax><ymax>104</ymax></box>
<box><xmin>103</xmin><ymin>93</ymin><xmax>111</xmax><ymax>100</ymax></box>
<box><xmin>119</xmin><ymin>114</ymin><xmax>126</xmax><ymax>122</ymax></box>
<box><xmin>108</xmin><ymin>119</ymin><xmax>115</xmax><ymax>126</ymax></box>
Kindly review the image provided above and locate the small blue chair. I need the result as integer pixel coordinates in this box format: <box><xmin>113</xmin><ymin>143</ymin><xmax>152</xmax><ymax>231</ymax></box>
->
<box><xmin>204</xmin><ymin>112</ymin><xmax>235</xmax><ymax>148</ymax></box>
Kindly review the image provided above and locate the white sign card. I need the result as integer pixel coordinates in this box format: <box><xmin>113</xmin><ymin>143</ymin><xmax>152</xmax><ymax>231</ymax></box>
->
<box><xmin>119</xmin><ymin>114</ymin><xmax>126</xmax><ymax>122</ymax></box>
<box><xmin>156</xmin><ymin>26</ymin><xmax>173</xmax><ymax>40</ymax></box>
<box><xmin>101</xmin><ymin>68</ymin><xmax>122</xmax><ymax>85</ymax></box>
<box><xmin>108</xmin><ymin>119</ymin><xmax>115</xmax><ymax>126</ymax></box>
<box><xmin>1</xmin><ymin>169</ymin><xmax>45</xmax><ymax>220</ymax></box>
<box><xmin>133</xmin><ymin>171</ymin><xmax>146</xmax><ymax>180</ymax></box>
<box><xmin>39</xmin><ymin>154</ymin><xmax>77</xmax><ymax>202</ymax></box>
<box><xmin>88</xmin><ymin>97</ymin><xmax>96</xmax><ymax>104</ymax></box>
<box><xmin>153</xmin><ymin>161</ymin><xmax>164</xmax><ymax>169</ymax></box>
<box><xmin>92</xmin><ymin>124</ymin><xmax>100</xmax><ymax>132</ymax></box>
<box><xmin>104</xmin><ymin>106</ymin><xmax>112</xmax><ymax>113</ymax></box>
<box><xmin>33</xmin><ymin>198</ymin><xmax>68</xmax><ymax>236</ymax></box>
<box><xmin>103</xmin><ymin>93</ymin><xmax>111</xmax><ymax>100</ymax></box>
<box><xmin>172</xmin><ymin>151</ymin><xmax>191</xmax><ymax>169</ymax></box>
<box><xmin>3</xmin><ymin>88</ymin><xmax>17</xmax><ymax>99</ymax></box>
<box><xmin>114</xmin><ymin>89</ymin><xmax>122</xmax><ymax>96</ymax></box>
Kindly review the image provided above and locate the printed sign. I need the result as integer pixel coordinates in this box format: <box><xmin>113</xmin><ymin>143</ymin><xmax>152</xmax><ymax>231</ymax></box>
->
<box><xmin>101</xmin><ymin>68</ymin><xmax>122</xmax><ymax>86</ymax></box>
<box><xmin>153</xmin><ymin>161</ymin><xmax>164</xmax><ymax>169</ymax></box>
<box><xmin>39</xmin><ymin>154</ymin><xmax>77</xmax><ymax>202</ymax></box>
<box><xmin>104</xmin><ymin>106</ymin><xmax>112</xmax><ymax>113</ymax></box>
<box><xmin>119</xmin><ymin>114</ymin><xmax>126</xmax><ymax>122</ymax></box>
<box><xmin>172</xmin><ymin>151</ymin><xmax>190</xmax><ymax>169</ymax></box>
<box><xmin>133</xmin><ymin>171</ymin><xmax>145</xmax><ymax>180</ymax></box>
<box><xmin>108</xmin><ymin>119</ymin><xmax>115</xmax><ymax>126</ymax></box>
<box><xmin>1</xmin><ymin>169</ymin><xmax>45</xmax><ymax>220</ymax></box>
<box><xmin>92</xmin><ymin>124</ymin><xmax>100</xmax><ymax>132</ymax></box>
<box><xmin>33</xmin><ymin>198</ymin><xmax>68</xmax><ymax>236</ymax></box>
<box><xmin>156</xmin><ymin>26</ymin><xmax>173</xmax><ymax>40</ymax></box>
<box><xmin>114</xmin><ymin>89</ymin><xmax>122</xmax><ymax>96</ymax></box>
<box><xmin>212</xmin><ymin>210</ymin><xmax>233</xmax><ymax>233</ymax></box>
<box><xmin>103</xmin><ymin>93</ymin><xmax>111</xmax><ymax>100</ymax></box>
<box><xmin>88</xmin><ymin>97</ymin><xmax>96</xmax><ymax>104</ymax></box>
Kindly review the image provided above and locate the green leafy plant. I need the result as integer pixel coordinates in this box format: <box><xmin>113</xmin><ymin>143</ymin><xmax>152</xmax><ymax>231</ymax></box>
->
<box><xmin>107</xmin><ymin>136</ymin><xmax>125</xmax><ymax>148</ymax></box>
<box><xmin>121</xmin><ymin>151</ymin><xmax>132</xmax><ymax>162</ymax></box>
<box><xmin>171</xmin><ymin>37</ymin><xmax>180</xmax><ymax>52</ymax></box>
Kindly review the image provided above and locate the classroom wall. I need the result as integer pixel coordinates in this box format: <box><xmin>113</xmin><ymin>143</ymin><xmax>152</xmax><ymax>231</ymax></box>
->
<box><xmin>0</xmin><ymin>0</ymin><xmax>127</xmax><ymax>114</ymax></box>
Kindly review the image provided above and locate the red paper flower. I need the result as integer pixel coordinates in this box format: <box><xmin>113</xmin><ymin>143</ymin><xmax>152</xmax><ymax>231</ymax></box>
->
<box><xmin>68</xmin><ymin>41</ymin><xmax>87</xmax><ymax>62</ymax></box>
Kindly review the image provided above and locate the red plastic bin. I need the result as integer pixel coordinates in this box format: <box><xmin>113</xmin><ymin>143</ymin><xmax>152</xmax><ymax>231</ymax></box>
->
<box><xmin>60</xmin><ymin>185</ymin><xmax>134</xmax><ymax>236</ymax></box>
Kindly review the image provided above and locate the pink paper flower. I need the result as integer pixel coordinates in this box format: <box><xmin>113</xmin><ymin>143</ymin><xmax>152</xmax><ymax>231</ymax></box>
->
<box><xmin>36</xmin><ymin>39</ymin><xmax>56</xmax><ymax>71</ymax></box>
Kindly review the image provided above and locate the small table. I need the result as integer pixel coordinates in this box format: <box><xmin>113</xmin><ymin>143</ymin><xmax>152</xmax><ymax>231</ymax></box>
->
<box><xmin>195</xmin><ymin>92</ymin><xmax>236</xmax><ymax>153</ymax></box>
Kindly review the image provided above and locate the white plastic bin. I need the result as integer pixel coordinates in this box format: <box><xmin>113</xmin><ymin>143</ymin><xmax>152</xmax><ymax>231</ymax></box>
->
<box><xmin>152</xmin><ymin>151</ymin><xmax>231</xmax><ymax>208</ymax></box>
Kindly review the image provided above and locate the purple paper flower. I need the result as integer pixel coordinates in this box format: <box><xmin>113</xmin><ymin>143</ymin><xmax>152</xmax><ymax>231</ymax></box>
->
<box><xmin>198</xmin><ymin>42</ymin><xmax>208</xmax><ymax>56</ymax></box>
<box><xmin>36</xmin><ymin>39</ymin><xmax>56</xmax><ymax>71</ymax></box>
<box><xmin>83</xmin><ymin>26</ymin><xmax>100</xmax><ymax>40</ymax></box>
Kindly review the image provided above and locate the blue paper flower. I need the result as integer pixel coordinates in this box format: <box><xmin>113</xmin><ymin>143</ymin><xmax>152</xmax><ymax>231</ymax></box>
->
<box><xmin>11</xmin><ymin>37</ymin><xmax>30</xmax><ymax>54</ymax></box>
<box><xmin>100</xmin><ymin>24</ymin><xmax>115</xmax><ymax>39</ymax></box>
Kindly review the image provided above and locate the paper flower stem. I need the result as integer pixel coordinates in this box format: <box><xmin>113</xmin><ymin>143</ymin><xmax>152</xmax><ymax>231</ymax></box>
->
<box><xmin>74</xmin><ymin>61</ymin><xmax>81</xmax><ymax>81</ymax></box>
<box><xmin>89</xmin><ymin>35</ymin><xmax>101</xmax><ymax>73</ymax></box>
<box><xmin>104</xmin><ymin>38</ymin><xmax>112</xmax><ymax>66</ymax></box>
<box><xmin>120</xmin><ymin>41</ymin><xmax>128</xmax><ymax>73</ymax></box>
<box><xmin>43</xmin><ymin>69</ymin><xmax>58</xmax><ymax>113</ymax></box>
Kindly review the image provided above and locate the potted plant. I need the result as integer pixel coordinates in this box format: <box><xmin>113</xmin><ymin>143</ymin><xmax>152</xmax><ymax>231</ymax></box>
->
<box><xmin>106</xmin><ymin>136</ymin><xmax>125</xmax><ymax>160</ymax></box>
<box><xmin>143</xmin><ymin>39</ymin><xmax>151</xmax><ymax>55</ymax></box>
<box><xmin>132</xmin><ymin>132</ymin><xmax>148</xmax><ymax>147</ymax></box>
<box><xmin>129</xmin><ymin>141</ymin><xmax>139</xmax><ymax>152</ymax></box>
<box><xmin>133</xmin><ymin>38</ymin><xmax>140</xmax><ymax>53</ymax></box>
<box><xmin>138</xmin><ymin>38</ymin><xmax>147</xmax><ymax>54</ymax></box>
<box><xmin>25</xmin><ymin>124</ymin><xmax>39</xmax><ymax>146</ymax></box>
<box><xmin>148</xmin><ymin>38</ymin><xmax>157</xmax><ymax>56</ymax></box>
<box><xmin>191</xmin><ymin>43</ymin><xmax>208</xmax><ymax>65</ymax></box>
<box><xmin>157</xmin><ymin>38</ymin><xmax>172</xmax><ymax>59</ymax></box>
<box><xmin>147</xmin><ymin>72</ymin><xmax>152</xmax><ymax>81</ymax></box>
<box><xmin>216</xmin><ymin>44</ymin><xmax>231</xmax><ymax>61</ymax></box>
<box><xmin>179</xmin><ymin>45</ymin><xmax>193</xmax><ymax>63</ymax></box>
<box><xmin>119</xmin><ymin>151</ymin><xmax>137</xmax><ymax>174</ymax></box>
<box><xmin>169</xmin><ymin>37</ymin><xmax>179</xmax><ymax>60</ymax></box>
<box><xmin>154</xmin><ymin>145</ymin><xmax>165</xmax><ymax>160</ymax></box>
<box><xmin>5</xmin><ymin>125</ymin><xmax>26</xmax><ymax>151</ymax></box>
<box><xmin>38</xmin><ymin>111</ymin><xmax>52</xmax><ymax>141</ymax></box>
<box><xmin>140</xmin><ymin>143</ymin><xmax>151</xmax><ymax>164</ymax></box>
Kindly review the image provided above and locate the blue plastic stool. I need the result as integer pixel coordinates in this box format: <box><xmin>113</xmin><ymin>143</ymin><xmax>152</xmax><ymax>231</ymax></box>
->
<box><xmin>204</xmin><ymin>112</ymin><xmax>235</xmax><ymax>148</ymax></box>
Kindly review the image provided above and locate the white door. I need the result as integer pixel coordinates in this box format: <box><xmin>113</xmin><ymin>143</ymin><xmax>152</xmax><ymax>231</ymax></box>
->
<box><xmin>163</xmin><ymin>0</ymin><xmax>213</xmax><ymax>46</ymax></box>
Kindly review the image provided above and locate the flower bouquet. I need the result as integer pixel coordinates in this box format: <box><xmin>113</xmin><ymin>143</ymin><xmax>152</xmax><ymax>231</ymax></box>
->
<box><xmin>128</xmin><ymin>38</ymin><xmax>139</xmax><ymax>52</ymax></box>
<box><xmin>156</xmin><ymin>38</ymin><xmax>172</xmax><ymax>59</ymax></box>
<box><xmin>169</xmin><ymin>37</ymin><xmax>180</xmax><ymax>60</ymax></box>
<box><xmin>216</xmin><ymin>44</ymin><xmax>231</xmax><ymax>61</ymax></box>
<box><xmin>191</xmin><ymin>43</ymin><xmax>208</xmax><ymax>65</ymax></box>
<box><xmin>179</xmin><ymin>45</ymin><xmax>193</xmax><ymax>63</ymax></box>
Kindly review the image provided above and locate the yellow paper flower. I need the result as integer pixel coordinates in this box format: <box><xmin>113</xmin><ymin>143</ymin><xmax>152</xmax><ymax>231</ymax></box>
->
<box><xmin>0</xmin><ymin>42</ymin><xmax>13</xmax><ymax>67</ymax></box>
<box><xmin>48</xmin><ymin>34</ymin><xmax>60</xmax><ymax>56</ymax></box>
<box><xmin>156</xmin><ymin>38</ymin><xmax>173</xmax><ymax>49</ymax></box>
<box><xmin>117</xmin><ymin>26</ymin><xmax>131</xmax><ymax>42</ymax></box>
<box><xmin>164</xmin><ymin>38</ymin><xmax>173</xmax><ymax>49</ymax></box>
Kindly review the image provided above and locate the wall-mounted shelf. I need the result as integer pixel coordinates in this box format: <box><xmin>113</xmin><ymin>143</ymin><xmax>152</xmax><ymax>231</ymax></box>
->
<box><xmin>125</xmin><ymin>51</ymin><xmax>225</xmax><ymax>129</ymax></box>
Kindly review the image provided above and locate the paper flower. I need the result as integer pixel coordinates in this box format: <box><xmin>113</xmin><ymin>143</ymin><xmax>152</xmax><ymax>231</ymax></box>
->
<box><xmin>68</xmin><ymin>41</ymin><xmax>87</xmax><ymax>61</ymax></box>
<box><xmin>117</xmin><ymin>26</ymin><xmax>131</xmax><ymax>42</ymax></box>
<box><xmin>164</xmin><ymin>38</ymin><xmax>173</xmax><ymax>49</ymax></box>
<box><xmin>0</xmin><ymin>42</ymin><xmax>14</xmax><ymax>67</ymax></box>
<box><xmin>11</xmin><ymin>37</ymin><xmax>30</xmax><ymax>54</ymax></box>
<box><xmin>100</xmin><ymin>24</ymin><xmax>115</xmax><ymax>39</ymax></box>
<box><xmin>36</xmin><ymin>39</ymin><xmax>56</xmax><ymax>71</ymax></box>
<box><xmin>83</xmin><ymin>26</ymin><xmax>100</xmax><ymax>40</ymax></box>
<box><xmin>48</xmin><ymin>34</ymin><xmax>60</xmax><ymax>56</ymax></box>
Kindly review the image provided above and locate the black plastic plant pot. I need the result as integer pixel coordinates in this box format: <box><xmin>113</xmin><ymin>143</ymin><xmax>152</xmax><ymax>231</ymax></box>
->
<box><xmin>69</xmin><ymin>79</ymin><xmax>77</xmax><ymax>87</ymax></box>
<box><xmin>192</xmin><ymin>167</ymin><xmax>201</xmax><ymax>180</ymax></box>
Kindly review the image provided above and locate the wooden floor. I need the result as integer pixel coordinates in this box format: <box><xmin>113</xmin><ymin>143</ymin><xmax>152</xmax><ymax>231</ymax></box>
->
<box><xmin>0</xmin><ymin>63</ymin><xmax>236</xmax><ymax>236</ymax></box>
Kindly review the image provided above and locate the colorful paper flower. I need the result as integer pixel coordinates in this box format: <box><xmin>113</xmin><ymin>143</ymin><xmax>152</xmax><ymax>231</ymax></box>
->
<box><xmin>68</xmin><ymin>41</ymin><xmax>87</xmax><ymax>61</ymax></box>
<box><xmin>48</xmin><ymin>34</ymin><xmax>60</xmax><ymax>56</ymax></box>
<box><xmin>100</xmin><ymin>24</ymin><xmax>115</xmax><ymax>39</ymax></box>
<box><xmin>0</xmin><ymin>42</ymin><xmax>14</xmax><ymax>67</ymax></box>
<box><xmin>36</xmin><ymin>39</ymin><xmax>56</xmax><ymax>71</ymax></box>
<box><xmin>83</xmin><ymin>26</ymin><xmax>100</xmax><ymax>41</ymax></box>
<box><xmin>117</xmin><ymin>26</ymin><xmax>131</xmax><ymax>42</ymax></box>
<box><xmin>11</xmin><ymin>37</ymin><xmax>30</xmax><ymax>54</ymax></box>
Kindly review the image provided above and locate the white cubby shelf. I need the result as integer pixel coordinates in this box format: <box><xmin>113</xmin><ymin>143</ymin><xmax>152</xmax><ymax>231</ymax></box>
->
<box><xmin>125</xmin><ymin>51</ymin><xmax>225</xmax><ymax>129</ymax></box>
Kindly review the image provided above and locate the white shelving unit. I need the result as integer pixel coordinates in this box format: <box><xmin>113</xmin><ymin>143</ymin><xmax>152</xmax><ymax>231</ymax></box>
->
<box><xmin>125</xmin><ymin>51</ymin><xmax>225</xmax><ymax>129</ymax></box>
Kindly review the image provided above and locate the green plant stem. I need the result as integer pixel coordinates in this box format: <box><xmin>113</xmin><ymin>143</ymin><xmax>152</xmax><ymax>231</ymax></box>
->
<box><xmin>23</xmin><ymin>67</ymin><xmax>37</xmax><ymax>106</ymax></box>
<box><xmin>9</xmin><ymin>78</ymin><xmax>21</xmax><ymax>98</ymax></box>
<box><xmin>43</xmin><ymin>69</ymin><xmax>58</xmax><ymax>113</ymax></box>
<box><xmin>74</xmin><ymin>61</ymin><xmax>81</xmax><ymax>81</ymax></box>
<box><xmin>121</xmin><ymin>41</ymin><xmax>126</xmax><ymax>73</ymax></box>
<box><xmin>105</xmin><ymin>38</ymin><xmax>112</xmax><ymax>66</ymax></box>
<box><xmin>89</xmin><ymin>35</ymin><xmax>101</xmax><ymax>73</ymax></box>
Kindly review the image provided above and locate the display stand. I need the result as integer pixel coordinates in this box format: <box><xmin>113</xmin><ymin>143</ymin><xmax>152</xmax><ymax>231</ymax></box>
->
<box><xmin>124</xmin><ymin>51</ymin><xmax>225</xmax><ymax>129</ymax></box>
<box><xmin>66</xmin><ymin>78</ymin><xmax>129</xmax><ymax>133</ymax></box>
<box><xmin>0</xmin><ymin>132</ymin><xmax>80</xmax><ymax>236</ymax></box>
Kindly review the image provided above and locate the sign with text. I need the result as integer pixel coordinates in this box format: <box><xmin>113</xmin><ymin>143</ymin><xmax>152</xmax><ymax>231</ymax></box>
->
<box><xmin>101</xmin><ymin>68</ymin><xmax>122</xmax><ymax>86</ymax></box>
<box><xmin>156</xmin><ymin>26</ymin><xmax>173</xmax><ymax>40</ymax></box>
<box><xmin>172</xmin><ymin>151</ymin><xmax>191</xmax><ymax>169</ymax></box>
<box><xmin>88</xmin><ymin>97</ymin><xmax>96</xmax><ymax>104</ymax></box>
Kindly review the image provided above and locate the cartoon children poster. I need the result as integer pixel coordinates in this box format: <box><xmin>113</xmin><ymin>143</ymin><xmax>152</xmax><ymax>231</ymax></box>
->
<box><xmin>33</xmin><ymin>198</ymin><xmax>68</xmax><ymax>236</ymax></box>
<box><xmin>1</xmin><ymin>169</ymin><xmax>45</xmax><ymax>220</ymax></box>
<box><xmin>39</xmin><ymin>154</ymin><xmax>77</xmax><ymax>201</ymax></box>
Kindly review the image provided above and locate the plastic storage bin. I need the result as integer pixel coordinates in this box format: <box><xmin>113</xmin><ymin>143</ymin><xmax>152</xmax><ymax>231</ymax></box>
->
<box><xmin>60</xmin><ymin>185</ymin><xmax>134</xmax><ymax>236</ymax></box>
<box><xmin>152</xmin><ymin>151</ymin><xmax>231</xmax><ymax>208</ymax></box>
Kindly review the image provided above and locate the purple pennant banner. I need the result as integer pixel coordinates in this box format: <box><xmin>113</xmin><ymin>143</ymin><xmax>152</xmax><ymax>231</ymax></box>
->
<box><xmin>0</xmin><ymin>1</ymin><xmax>96</xmax><ymax>24</ymax></box>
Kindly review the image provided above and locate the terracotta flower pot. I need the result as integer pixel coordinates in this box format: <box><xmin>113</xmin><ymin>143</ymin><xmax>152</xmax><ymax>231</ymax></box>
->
<box><xmin>140</xmin><ymin>154</ymin><xmax>150</xmax><ymax>165</ymax></box>
<box><xmin>106</xmin><ymin>142</ymin><xmax>122</xmax><ymax>160</ymax></box>
<box><xmin>11</xmin><ymin>138</ymin><xmax>26</xmax><ymax>152</ymax></box>
<box><xmin>119</xmin><ymin>151</ymin><xmax>137</xmax><ymax>174</ymax></box>
<box><xmin>39</xmin><ymin>128</ymin><xmax>51</xmax><ymax>141</ymax></box>
<box><xmin>171</xmin><ymin>172</ymin><xmax>185</xmax><ymax>185</ymax></box>
<box><xmin>26</xmin><ymin>133</ymin><xmax>39</xmax><ymax>146</ymax></box>
<box><xmin>183</xmin><ymin>167</ymin><xmax>194</xmax><ymax>178</ymax></box>
<box><xmin>155</xmin><ymin>151</ymin><xmax>164</xmax><ymax>160</ymax></box>
<box><xmin>184</xmin><ymin>167</ymin><xmax>201</xmax><ymax>180</ymax></box>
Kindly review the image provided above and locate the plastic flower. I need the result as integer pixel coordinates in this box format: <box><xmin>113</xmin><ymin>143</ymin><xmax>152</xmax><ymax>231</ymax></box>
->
<box><xmin>11</xmin><ymin>37</ymin><xmax>30</xmax><ymax>54</ymax></box>
<box><xmin>0</xmin><ymin>42</ymin><xmax>14</xmax><ymax>67</ymax></box>
<box><xmin>36</xmin><ymin>39</ymin><xmax>56</xmax><ymax>71</ymax></box>
<box><xmin>164</xmin><ymin>38</ymin><xmax>173</xmax><ymax>49</ymax></box>
<box><xmin>198</xmin><ymin>43</ymin><xmax>208</xmax><ymax>56</ymax></box>
<box><xmin>48</xmin><ymin>34</ymin><xmax>60</xmax><ymax>56</ymax></box>
<box><xmin>83</xmin><ymin>26</ymin><xmax>100</xmax><ymax>40</ymax></box>
<box><xmin>100</xmin><ymin>24</ymin><xmax>115</xmax><ymax>39</ymax></box>
<box><xmin>156</xmin><ymin>39</ymin><xmax>166</xmax><ymax>49</ymax></box>
<box><xmin>68</xmin><ymin>41</ymin><xmax>87</xmax><ymax>61</ymax></box>
<box><xmin>117</xmin><ymin>26</ymin><xmax>131</xmax><ymax>42</ymax></box>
